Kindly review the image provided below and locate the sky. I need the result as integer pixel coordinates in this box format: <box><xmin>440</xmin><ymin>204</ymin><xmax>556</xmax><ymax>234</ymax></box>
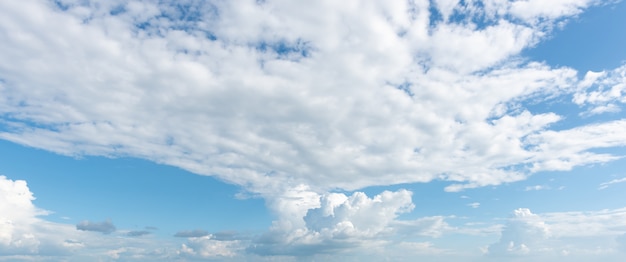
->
<box><xmin>1</xmin><ymin>0</ymin><xmax>626</xmax><ymax>261</ymax></box>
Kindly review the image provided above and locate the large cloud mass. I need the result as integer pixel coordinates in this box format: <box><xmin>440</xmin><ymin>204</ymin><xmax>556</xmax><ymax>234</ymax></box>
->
<box><xmin>1</xmin><ymin>0</ymin><xmax>624</xmax><ymax>197</ymax></box>
<box><xmin>1</xmin><ymin>0</ymin><xmax>626</xmax><ymax>259</ymax></box>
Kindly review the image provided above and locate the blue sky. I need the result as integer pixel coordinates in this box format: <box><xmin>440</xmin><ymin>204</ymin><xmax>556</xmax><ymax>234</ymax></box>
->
<box><xmin>1</xmin><ymin>0</ymin><xmax>626</xmax><ymax>261</ymax></box>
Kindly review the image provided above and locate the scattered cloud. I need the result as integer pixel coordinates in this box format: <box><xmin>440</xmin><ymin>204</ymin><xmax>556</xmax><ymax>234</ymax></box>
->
<box><xmin>468</xmin><ymin>202</ymin><xmax>481</xmax><ymax>208</ymax></box>
<box><xmin>76</xmin><ymin>220</ymin><xmax>116</xmax><ymax>234</ymax></box>
<box><xmin>126</xmin><ymin>230</ymin><xmax>151</xmax><ymax>237</ymax></box>
<box><xmin>575</xmin><ymin>65</ymin><xmax>626</xmax><ymax>115</ymax></box>
<box><xmin>599</xmin><ymin>177</ymin><xmax>626</xmax><ymax>190</ymax></box>
<box><xmin>525</xmin><ymin>185</ymin><xmax>551</xmax><ymax>191</ymax></box>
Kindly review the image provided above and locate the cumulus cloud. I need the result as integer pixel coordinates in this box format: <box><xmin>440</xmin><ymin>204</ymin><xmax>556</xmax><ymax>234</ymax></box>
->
<box><xmin>76</xmin><ymin>220</ymin><xmax>116</xmax><ymax>234</ymax></box>
<box><xmin>249</xmin><ymin>189</ymin><xmax>452</xmax><ymax>256</ymax></box>
<box><xmin>0</xmin><ymin>175</ymin><xmax>47</xmax><ymax>254</ymax></box>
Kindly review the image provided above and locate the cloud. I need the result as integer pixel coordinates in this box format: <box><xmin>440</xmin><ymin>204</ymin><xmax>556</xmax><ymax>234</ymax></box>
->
<box><xmin>574</xmin><ymin>65</ymin><xmax>626</xmax><ymax>115</ymax></box>
<box><xmin>0</xmin><ymin>175</ymin><xmax>47</xmax><ymax>254</ymax></box>
<box><xmin>76</xmin><ymin>220</ymin><xmax>116</xmax><ymax>234</ymax></box>
<box><xmin>599</xmin><ymin>177</ymin><xmax>626</xmax><ymax>190</ymax></box>
<box><xmin>0</xmin><ymin>0</ymin><xmax>622</xmax><ymax>198</ymax></box>
<box><xmin>1</xmin><ymin>0</ymin><xmax>626</xmax><ymax>259</ymax></box>
<box><xmin>488</xmin><ymin>207</ymin><xmax>626</xmax><ymax>259</ymax></box>
<box><xmin>174</xmin><ymin>230</ymin><xmax>210</xmax><ymax>238</ymax></box>
<box><xmin>488</xmin><ymin>208</ymin><xmax>550</xmax><ymax>256</ymax></box>
<box><xmin>468</xmin><ymin>202</ymin><xmax>481</xmax><ymax>208</ymax></box>
<box><xmin>126</xmin><ymin>230</ymin><xmax>151</xmax><ymax>237</ymax></box>
<box><xmin>178</xmin><ymin>236</ymin><xmax>241</xmax><ymax>259</ymax></box>
<box><xmin>249</xmin><ymin>189</ymin><xmax>453</xmax><ymax>256</ymax></box>
<box><xmin>0</xmin><ymin>175</ymin><xmax>198</xmax><ymax>260</ymax></box>
<box><xmin>525</xmin><ymin>185</ymin><xmax>551</xmax><ymax>191</ymax></box>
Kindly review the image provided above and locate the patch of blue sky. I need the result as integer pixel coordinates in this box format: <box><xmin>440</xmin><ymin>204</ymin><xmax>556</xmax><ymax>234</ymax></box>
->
<box><xmin>256</xmin><ymin>39</ymin><xmax>314</xmax><ymax>62</ymax></box>
<box><xmin>523</xmin><ymin>1</ymin><xmax>626</xmax><ymax>72</ymax></box>
<box><xmin>0</xmin><ymin>139</ymin><xmax>272</xmax><ymax>237</ymax></box>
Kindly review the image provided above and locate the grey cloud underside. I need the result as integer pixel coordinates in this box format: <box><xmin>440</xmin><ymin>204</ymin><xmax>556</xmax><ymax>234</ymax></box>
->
<box><xmin>1</xmin><ymin>0</ymin><xmax>624</xmax><ymax>196</ymax></box>
<box><xmin>174</xmin><ymin>229</ymin><xmax>210</xmax><ymax>238</ymax></box>
<box><xmin>76</xmin><ymin>220</ymin><xmax>116</xmax><ymax>234</ymax></box>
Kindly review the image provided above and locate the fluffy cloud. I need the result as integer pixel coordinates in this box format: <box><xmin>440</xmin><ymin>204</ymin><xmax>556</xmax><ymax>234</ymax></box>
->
<box><xmin>0</xmin><ymin>175</ymin><xmax>48</xmax><ymax>254</ymax></box>
<box><xmin>249</xmin><ymin>189</ymin><xmax>452</xmax><ymax>256</ymax></box>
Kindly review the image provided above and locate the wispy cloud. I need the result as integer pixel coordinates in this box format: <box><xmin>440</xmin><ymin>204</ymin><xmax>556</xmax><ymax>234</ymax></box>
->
<box><xmin>525</xmin><ymin>185</ymin><xmax>551</xmax><ymax>191</ymax></box>
<box><xmin>599</xmin><ymin>177</ymin><xmax>626</xmax><ymax>190</ymax></box>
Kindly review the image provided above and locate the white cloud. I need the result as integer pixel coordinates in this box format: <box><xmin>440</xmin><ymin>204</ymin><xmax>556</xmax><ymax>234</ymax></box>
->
<box><xmin>574</xmin><ymin>65</ymin><xmax>626</xmax><ymax>115</ymax></box>
<box><xmin>525</xmin><ymin>185</ymin><xmax>551</xmax><ymax>191</ymax></box>
<box><xmin>599</xmin><ymin>177</ymin><xmax>626</xmax><ymax>190</ymax></box>
<box><xmin>0</xmin><ymin>0</ymin><xmax>619</xmax><ymax>197</ymax></box>
<box><xmin>249</xmin><ymin>189</ymin><xmax>453</xmax><ymax>256</ymax></box>
<box><xmin>178</xmin><ymin>236</ymin><xmax>241</xmax><ymax>259</ymax></box>
<box><xmin>1</xmin><ymin>0</ymin><xmax>625</xmax><ymax>259</ymax></box>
